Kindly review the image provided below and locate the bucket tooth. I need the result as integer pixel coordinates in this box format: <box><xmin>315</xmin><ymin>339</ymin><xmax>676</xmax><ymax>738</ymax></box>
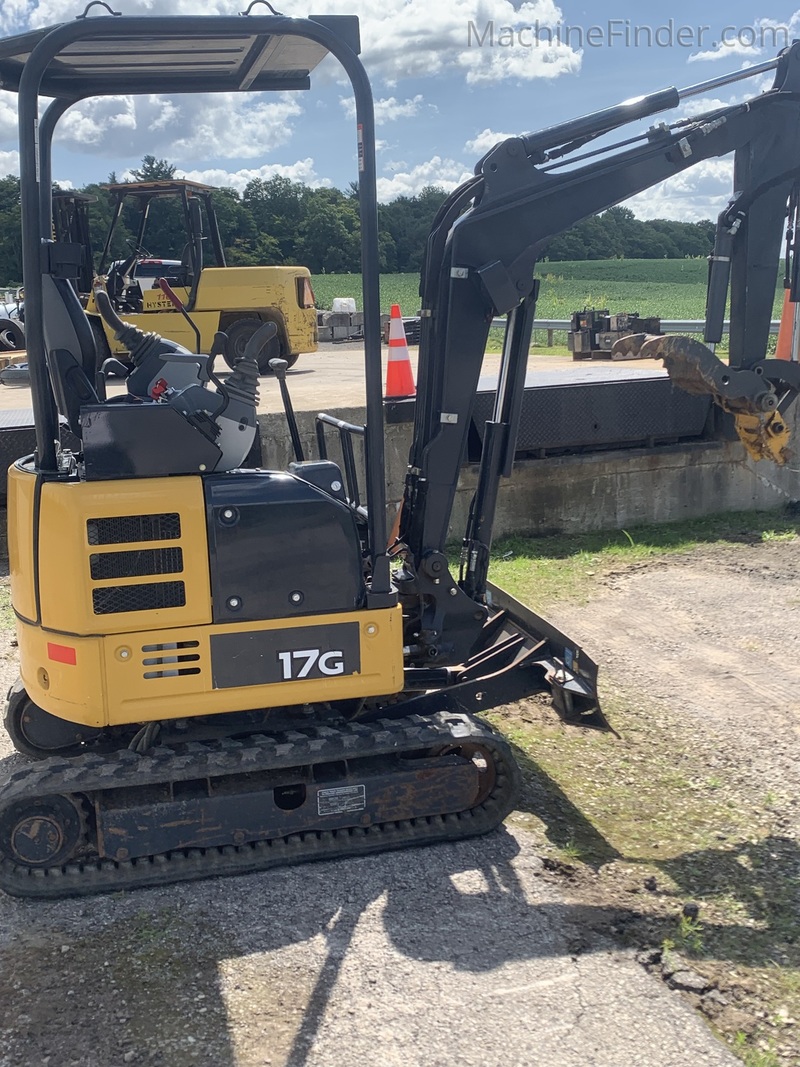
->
<box><xmin>610</xmin><ymin>332</ymin><xmax>651</xmax><ymax>360</ymax></box>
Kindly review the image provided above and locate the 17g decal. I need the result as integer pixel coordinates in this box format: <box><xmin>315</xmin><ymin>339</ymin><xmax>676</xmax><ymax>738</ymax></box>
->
<box><xmin>277</xmin><ymin>648</ymin><xmax>345</xmax><ymax>680</ymax></box>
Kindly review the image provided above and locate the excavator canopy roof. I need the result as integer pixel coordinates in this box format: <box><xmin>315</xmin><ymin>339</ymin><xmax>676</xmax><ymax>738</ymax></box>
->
<box><xmin>0</xmin><ymin>14</ymin><xmax>358</xmax><ymax>98</ymax></box>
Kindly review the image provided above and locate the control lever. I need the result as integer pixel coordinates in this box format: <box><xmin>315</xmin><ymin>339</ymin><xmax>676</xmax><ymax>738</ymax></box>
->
<box><xmin>269</xmin><ymin>356</ymin><xmax>304</xmax><ymax>463</ymax></box>
<box><xmin>157</xmin><ymin>277</ymin><xmax>201</xmax><ymax>353</ymax></box>
<box><xmin>241</xmin><ymin>320</ymin><xmax>278</xmax><ymax>366</ymax></box>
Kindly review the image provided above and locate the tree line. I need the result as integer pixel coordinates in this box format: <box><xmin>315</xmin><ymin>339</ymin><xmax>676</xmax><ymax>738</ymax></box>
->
<box><xmin>0</xmin><ymin>155</ymin><xmax>717</xmax><ymax>287</ymax></box>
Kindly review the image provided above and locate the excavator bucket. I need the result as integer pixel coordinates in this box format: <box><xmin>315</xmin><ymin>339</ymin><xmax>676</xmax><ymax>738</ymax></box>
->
<box><xmin>633</xmin><ymin>333</ymin><xmax>775</xmax><ymax>408</ymax></box>
<box><xmin>621</xmin><ymin>333</ymin><xmax>796</xmax><ymax>464</ymax></box>
<box><xmin>635</xmin><ymin>334</ymin><xmax>753</xmax><ymax>404</ymax></box>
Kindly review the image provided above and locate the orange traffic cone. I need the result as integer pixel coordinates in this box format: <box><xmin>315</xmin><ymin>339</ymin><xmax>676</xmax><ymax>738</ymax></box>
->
<box><xmin>385</xmin><ymin>304</ymin><xmax>416</xmax><ymax>398</ymax></box>
<box><xmin>775</xmin><ymin>288</ymin><xmax>797</xmax><ymax>361</ymax></box>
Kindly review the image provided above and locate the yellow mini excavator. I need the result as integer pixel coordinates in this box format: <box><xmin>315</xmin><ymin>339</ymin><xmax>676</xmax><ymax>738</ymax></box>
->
<box><xmin>0</xmin><ymin>11</ymin><xmax>798</xmax><ymax>898</ymax></box>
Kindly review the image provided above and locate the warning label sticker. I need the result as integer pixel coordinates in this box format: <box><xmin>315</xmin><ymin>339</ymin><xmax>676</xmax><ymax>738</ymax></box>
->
<box><xmin>317</xmin><ymin>784</ymin><xmax>366</xmax><ymax>817</ymax></box>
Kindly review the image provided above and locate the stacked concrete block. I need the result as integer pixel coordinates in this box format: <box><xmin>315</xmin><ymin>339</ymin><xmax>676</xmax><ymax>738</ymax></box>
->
<box><xmin>317</xmin><ymin>308</ymin><xmax>365</xmax><ymax>342</ymax></box>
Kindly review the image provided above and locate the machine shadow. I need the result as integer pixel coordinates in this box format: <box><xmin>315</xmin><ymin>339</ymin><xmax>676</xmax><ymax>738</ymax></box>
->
<box><xmin>509</xmin><ymin>741</ymin><xmax>622</xmax><ymax>867</ymax></box>
<box><xmin>255</xmin><ymin>831</ymin><xmax>800</xmax><ymax>1066</ymax></box>
<box><xmin>654</xmin><ymin>835</ymin><xmax>800</xmax><ymax>962</ymax></box>
<box><xmin>0</xmin><ymin>827</ymin><xmax>542</xmax><ymax>1066</ymax></box>
<box><xmin>1</xmin><ymin>745</ymin><xmax>798</xmax><ymax>1067</ymax></box>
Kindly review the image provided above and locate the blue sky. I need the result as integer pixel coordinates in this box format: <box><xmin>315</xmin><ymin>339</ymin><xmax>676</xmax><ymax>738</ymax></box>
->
<box><xmin>0</xmin><ymin>1</ymin><xmax>797</xmax><ymax>219</ymax></box>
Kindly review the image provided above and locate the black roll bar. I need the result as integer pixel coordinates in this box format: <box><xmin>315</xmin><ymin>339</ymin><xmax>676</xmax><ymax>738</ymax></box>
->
<box><xmin>14</xmin><ymin>13</ymin><xmax>390</xmax><ymax>595</ymax></box>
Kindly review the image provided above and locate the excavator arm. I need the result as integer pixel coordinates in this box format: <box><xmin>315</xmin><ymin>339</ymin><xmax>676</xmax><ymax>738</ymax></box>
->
<box><xmin>396</xmin><ymin>42</ymin><xmax>800</xmax><ymax>659</ymax></box>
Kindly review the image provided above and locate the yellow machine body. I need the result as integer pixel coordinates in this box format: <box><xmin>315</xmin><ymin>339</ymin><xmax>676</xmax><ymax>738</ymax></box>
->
<box><xmin>7</xmin><ymin>465</ymin><xmax>403</xmax><ymax>729</ymax></box>
<box><xmin>85</xmin><ymin>265</ymin><xmax>318</xmax><ymax>360</ymax></box>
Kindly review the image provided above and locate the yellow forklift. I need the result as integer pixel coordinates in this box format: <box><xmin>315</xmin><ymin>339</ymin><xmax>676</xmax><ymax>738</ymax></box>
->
<box><xmin>0</xmin><ymin>10</ymin><xmax>798</xmax><ymax>898</ymax></box>
<box><xmin>85</xmin><ymin>179</ymin><xmax>317</xmax><ymax>373</ymax></box>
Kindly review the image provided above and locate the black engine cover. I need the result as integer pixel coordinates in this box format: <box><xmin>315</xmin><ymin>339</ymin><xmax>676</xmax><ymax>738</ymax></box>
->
<box><xmin>205</xmin><ymin>471</ymin><xmax>365</xmax><ymax>624</ymax></box>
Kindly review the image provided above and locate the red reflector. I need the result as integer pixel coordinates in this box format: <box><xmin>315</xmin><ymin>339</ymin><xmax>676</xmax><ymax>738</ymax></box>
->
<box><xmin>298</xmin><ymin>277</ymin><xmax>316</xmax><ymax>309</ymax></box>
<box><xmin>47</xmin><ymin>642</ymin><xmax>77</xmax><ymax>665</ymax></box>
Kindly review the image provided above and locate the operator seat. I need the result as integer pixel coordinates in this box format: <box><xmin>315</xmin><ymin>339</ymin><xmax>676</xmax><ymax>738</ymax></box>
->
<box><xmin>41</xmin><ymin>268</ymin><xmax>99</xmax><ymax>437</ymax></box>
<box><xmin>36</xmin><ymin>241</ymin><xmax>262</xmax><ymax>479</ymax></box>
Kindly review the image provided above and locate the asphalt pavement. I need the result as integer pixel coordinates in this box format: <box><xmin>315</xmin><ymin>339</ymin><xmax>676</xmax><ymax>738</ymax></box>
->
<box><xmin>0</xmin><ymin>342</ymin><xmax>669</xmax><ymax>415</ymax></box>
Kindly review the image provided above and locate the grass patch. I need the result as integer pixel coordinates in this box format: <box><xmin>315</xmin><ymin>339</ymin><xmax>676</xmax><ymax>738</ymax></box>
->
<box><xmin>483</xmin><ymin>507</ymin><xmax>800</xmax><ymax>1065</ymax></box>
<box><xmin>312</xmin><ymin>260</ymin><xmax>785</xmax><ymax>359</ymax></box>
<box><xmin>493</xmin><ymin>692</ymin><xmax>757</xmax><ymax>865</ymax></box>
<box><xmin>486</xmin><ymin>508</ymin><xmax>800</xmax><ymax>608</ymax></box>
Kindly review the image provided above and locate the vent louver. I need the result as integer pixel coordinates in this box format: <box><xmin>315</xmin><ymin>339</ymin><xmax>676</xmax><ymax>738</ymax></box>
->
<box><xmin>141</xmin><ymin>640</ymin><xmax>202</xmax><ymax>679</ymax></box>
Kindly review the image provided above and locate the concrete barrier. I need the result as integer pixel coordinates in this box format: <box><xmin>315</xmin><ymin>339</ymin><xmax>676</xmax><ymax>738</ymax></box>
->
<box><xmin>258</xmin><ymin>403</ymin><xmax>800</xmax><ymax>539</ymax></box>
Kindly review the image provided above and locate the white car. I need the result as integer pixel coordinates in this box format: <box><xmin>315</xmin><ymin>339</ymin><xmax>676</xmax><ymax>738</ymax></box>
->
<box><xmin>109</xmin><ymin>257</ymin><xmax>182</xmax><ymax>285</ymax></box>
<box><xmin>0</xmin><ymin>289</ymin><xmax>24</xmax><ymax>350</ymax></box>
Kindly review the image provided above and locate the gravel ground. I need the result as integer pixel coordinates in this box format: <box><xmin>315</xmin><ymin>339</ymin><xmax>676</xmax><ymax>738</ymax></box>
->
<box><xmin>2</xmin><ymin>538</ymin><xmax>799</xmax><ymax>1065</ymax></box>
<box><xmin>0</xmin><ymin>830</ymin><xmax>739</xmax><ymax>1067</ymax></box>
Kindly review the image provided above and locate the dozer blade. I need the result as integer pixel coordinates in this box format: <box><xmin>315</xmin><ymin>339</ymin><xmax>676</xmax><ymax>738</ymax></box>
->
<box><xmin>389</xmin><ymin>582</ymin><xmax>611</xmax><ymax>734</ymax></box>
<box><xmin>631</xmin><ymin>334</ymin><xmax>796</xmax><ymax>464</ymax></box>
<box><xmin>485</xmin><ymin>581</ymin><xmax>613</xmax><ymax>733</ymax></box>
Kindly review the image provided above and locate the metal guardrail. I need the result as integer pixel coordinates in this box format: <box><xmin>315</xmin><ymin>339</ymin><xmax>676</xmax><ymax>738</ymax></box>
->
<box><xmin>492</xmin><ymin>317</ymin><xmax>781</xmax><ymax>333</ymax></box>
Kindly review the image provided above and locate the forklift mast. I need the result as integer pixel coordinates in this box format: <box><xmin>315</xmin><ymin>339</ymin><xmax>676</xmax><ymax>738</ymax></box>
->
<box><xmin>51</xmin><ymin>191</ymin><xmax>96</xmax><ymax>294</ymax></box>
<box><xmin>96</xmin><ymin>181</ymin><xmax>227</xmax><ymax>312</ymax></box>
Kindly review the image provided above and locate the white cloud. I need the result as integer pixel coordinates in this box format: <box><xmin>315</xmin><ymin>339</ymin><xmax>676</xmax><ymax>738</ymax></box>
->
<box><xmin>0</xmin><ymin>0</ymin><xmax>36</xmax><ymax>35</ymax></box>
<box><xmin>57</xmin><ymin>97</ymin><xmax>137</xmax><ymax>148</ymax></box>
<box><xmin>688</xmin><ymin>40</ymin><xmax>762</xmax><ymax>64</ymax></box>
<box><xmin>687</xmin><ymin>14</ymin><xmax>799</xmax><ymax>65</ymax></box>
<box><xmin>627</xmin><ymin>158</ymin><xmax>734</xmax><ymax>221</ymax></box>
<box><xmin>341</xmin><ymin>94</ymin><xmax>426</xmax><ymax>123</ymax></box>
<box><xmin>376</xmin><ymin>156</ymin><xmax>472</xmax><ymax>201</ymax></box>
<box><xmin>172</xmin><ymin>95</ymin><xmax>303</xmax><ymax>161</ymax></box>
<box><xmin>53</xmin><ymin>92</ymin><xmax>303</xmax><ymax>162</ymax></box>
<box><xmin>292</xmin><ymin>0</ymin><xmax>581</xmax><ymax>86</ymax></box>
<box><xmin>464</xmin><ymin>128</ymin><xmax>515</xmax><ymax>155</ymax></box>
<box><xmin>174</xmin><ymin>159</ymin><xmax>332</xmax><ymax>195</ymax></box>
<box><xmin>0</xmin><ymin>149</ymin><xmax>19</xmax><ymax>176</ymax></box>
<box><xmin>148</xmin><ymin>96</ymin><xmax>179</xmax><ymax>133</ymax></box>
<box><xmin>677</xmin><ymin>96</ymin><xmax>735</xmax><ymax>118</ymax></box>
<box><xmin>0</xmin><ymin>0</ymin><xmax>238</xmax><ymax>33</ymax></box>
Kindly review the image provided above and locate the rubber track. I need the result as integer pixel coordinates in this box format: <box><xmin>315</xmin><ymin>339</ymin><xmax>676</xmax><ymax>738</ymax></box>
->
<box><xmin>0</xmin><ymin>712</ymin><xmax>520</xmax><ymax>899</ymax></box>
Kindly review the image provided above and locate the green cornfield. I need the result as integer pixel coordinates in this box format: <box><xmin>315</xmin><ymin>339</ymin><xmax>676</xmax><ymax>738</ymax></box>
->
<box><xmin>312</xmin><ymin>259</ymin><xmax>786</xmax><ymax>322</ymax></box>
